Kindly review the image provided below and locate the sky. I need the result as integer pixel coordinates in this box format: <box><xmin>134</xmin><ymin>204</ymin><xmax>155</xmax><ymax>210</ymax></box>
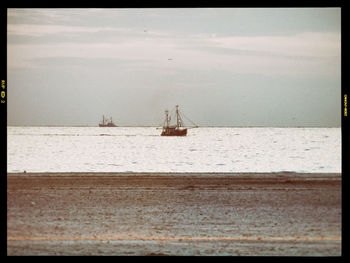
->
<box><xmin>7</xmin><ymin>8</ymin><xmax>341</xmax><ymax>127</ymax></box>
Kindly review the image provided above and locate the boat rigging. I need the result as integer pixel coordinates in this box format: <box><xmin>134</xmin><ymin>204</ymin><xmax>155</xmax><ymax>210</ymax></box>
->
<box><xmin>160</xmin><ymin>105</ymin><xmax>198</xmax><ymax>136</ymax></box>
<box><xmin>99</xmin><ymin>115</ymin><xmax>117</xmax><ymax>127</ymax></box>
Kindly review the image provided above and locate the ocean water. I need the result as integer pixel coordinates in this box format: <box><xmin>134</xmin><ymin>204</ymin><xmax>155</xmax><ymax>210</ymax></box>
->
<box><xmin>7</xmin><ymin>126</ymin><xmax>341</xmax><ymax>173</ymax></box>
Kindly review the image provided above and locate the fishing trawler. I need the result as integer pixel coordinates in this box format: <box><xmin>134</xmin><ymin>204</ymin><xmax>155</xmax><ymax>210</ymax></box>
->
<box><xmin>161</xmin><ymin>105</ymin><xmax>197</xmax><ymax>136</ymax></box>
<box><xmin>99</xmin><ymin>115</ymin><xmax>117</xmax><ymax>127</ymax></box>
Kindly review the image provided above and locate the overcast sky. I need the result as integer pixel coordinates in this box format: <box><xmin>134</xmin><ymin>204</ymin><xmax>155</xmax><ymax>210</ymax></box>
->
<box><xmin>7</xmin><ymin>8</ymin><xmax>341</xmax><ymax>127</ymax></box>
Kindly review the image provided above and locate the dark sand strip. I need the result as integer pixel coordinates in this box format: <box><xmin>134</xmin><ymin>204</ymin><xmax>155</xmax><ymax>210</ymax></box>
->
<box><xmin>7</xmin><ymin>172</ymin><xmax>341</xmax><ymax>256</ymax></box>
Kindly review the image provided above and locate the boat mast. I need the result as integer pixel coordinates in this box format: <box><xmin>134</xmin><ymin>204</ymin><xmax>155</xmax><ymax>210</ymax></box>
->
<box><xmin>176</xmin><ymin>105</ymin><xmax>180</xmax><ymax>128</ymax></box>
<box><xmin>165</xmin><ymin>110</ymin><xmax>169</xmax><ymax>127</ymax></box>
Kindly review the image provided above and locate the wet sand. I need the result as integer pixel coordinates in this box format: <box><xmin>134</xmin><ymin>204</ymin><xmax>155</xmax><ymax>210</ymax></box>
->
<box><xmin>7</xmin><ymin>172</ymin><xmax>341</xmax><ymax>256</ymax></box>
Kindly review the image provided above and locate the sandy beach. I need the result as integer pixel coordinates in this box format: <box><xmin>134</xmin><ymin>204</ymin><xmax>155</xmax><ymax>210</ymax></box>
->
<box><xmin>7</xmin><ymin>172</ymin><xmax>341</xmax><ymax>256</ymax></box>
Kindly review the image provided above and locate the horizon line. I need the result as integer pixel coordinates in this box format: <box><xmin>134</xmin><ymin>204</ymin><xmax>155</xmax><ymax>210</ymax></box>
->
<box><xmin>6</xmin><ymin>125</ymin><xmax>341</xmax><ymax>128</ymax></box>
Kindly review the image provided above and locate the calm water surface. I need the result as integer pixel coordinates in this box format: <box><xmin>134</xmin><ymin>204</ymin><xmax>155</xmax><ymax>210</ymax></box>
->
<box><xmin>7</xmin><ymin>127</ymin><xmax>341</xmax><ymax>173</ymax></box>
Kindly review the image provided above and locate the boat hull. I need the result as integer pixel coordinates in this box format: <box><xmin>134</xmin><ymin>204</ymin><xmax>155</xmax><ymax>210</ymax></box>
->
<box><xmin>161</xmin><ymin>128</ymin><xmax>187</xmax><ymax>136</ymax></box>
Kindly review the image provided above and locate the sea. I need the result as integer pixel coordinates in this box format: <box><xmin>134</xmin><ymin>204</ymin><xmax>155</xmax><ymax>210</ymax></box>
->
<box><xmin>7</xmin><ymin>126</ymin><xmax>341</xmax><ymax>174</ymax></box>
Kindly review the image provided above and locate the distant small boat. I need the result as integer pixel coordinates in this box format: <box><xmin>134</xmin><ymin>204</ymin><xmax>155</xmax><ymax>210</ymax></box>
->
<box><xmin>99</xmin><ymin>115</ymin><xmax>117</xmax><ymax>127</ymax></box>
<box><xmin>161</xmin><ymin>105</ymin><xmax>197</xmax><ymax>136</ymax></box>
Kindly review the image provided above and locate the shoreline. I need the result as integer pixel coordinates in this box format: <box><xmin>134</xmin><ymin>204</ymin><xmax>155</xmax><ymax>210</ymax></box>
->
<box><xmin>7</xmin><ymin>171</ymin><xmax>342</xmax><ymax>178</ymax></box>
